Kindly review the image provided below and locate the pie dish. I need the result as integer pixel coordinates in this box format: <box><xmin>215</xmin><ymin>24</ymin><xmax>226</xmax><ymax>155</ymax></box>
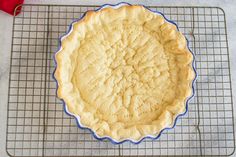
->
<box><xmin>53</xmin><ymin>2</ymin><xmax>196</xmax><ymax>144</ymax></box>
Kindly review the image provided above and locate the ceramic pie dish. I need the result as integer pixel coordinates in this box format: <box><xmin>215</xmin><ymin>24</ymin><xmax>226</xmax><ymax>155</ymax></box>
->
<box><xmin>53</xmin><ymin>2</ymin><xmax>197</xmax><ymax>144</ymax></box>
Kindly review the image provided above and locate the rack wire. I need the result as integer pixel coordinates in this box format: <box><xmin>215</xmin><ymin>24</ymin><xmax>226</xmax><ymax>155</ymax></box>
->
<box><xmin>6</xmin><ymin>4</ymin><xmax>235</xmax><ymax>157</ymax></box>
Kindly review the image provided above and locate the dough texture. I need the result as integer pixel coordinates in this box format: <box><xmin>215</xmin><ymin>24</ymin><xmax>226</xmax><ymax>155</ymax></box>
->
<box><xmin>54</xmin><ymin>5</ymin><xmax>195</xmax><ymax>141</ymax></box>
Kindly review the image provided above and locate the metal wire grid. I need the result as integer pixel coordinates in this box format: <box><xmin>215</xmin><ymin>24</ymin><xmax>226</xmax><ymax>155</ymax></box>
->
<box><xmin>6</xmin><ymin>4</ymin><xmax>235</xmax><ymax>157</ymax></box>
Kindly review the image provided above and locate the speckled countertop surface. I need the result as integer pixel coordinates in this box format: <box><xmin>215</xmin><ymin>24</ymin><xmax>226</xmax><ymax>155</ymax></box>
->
<box><xmin>0</xmin><ymin>0</ymin><xmax>235</xmax><ymax>156</ymax></box>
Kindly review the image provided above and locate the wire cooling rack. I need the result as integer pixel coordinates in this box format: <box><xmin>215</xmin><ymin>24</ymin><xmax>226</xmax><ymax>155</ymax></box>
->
<box><xmin>6</xmin><ymin>4</ymin><xmax>235</xmax><ymax>157</ymax></box>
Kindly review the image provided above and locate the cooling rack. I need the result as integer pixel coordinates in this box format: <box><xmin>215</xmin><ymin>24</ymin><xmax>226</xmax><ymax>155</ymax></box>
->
<box><xmin>6</xmin><ymin>4</ymin><xmax>235</xmax><ymax>157</ymax></box>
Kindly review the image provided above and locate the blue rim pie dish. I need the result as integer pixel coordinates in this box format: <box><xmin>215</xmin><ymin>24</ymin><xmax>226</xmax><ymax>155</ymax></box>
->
<box><xmin>53</xmin><ymin>2</ymin><xmax>197</xmax><ymax>144</ymax></box>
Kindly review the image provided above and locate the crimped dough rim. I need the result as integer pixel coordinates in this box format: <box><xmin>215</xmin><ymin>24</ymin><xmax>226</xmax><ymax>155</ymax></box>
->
<box><xmin>54</xmin><ymin>3</ymin><xmax>196</xmax><ymax>143</ymax></box>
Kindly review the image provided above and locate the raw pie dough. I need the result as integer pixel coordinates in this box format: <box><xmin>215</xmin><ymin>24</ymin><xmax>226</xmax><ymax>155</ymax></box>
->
<box><xmin>54</xmin><ymin>5</ymin><xmax>195</xmax><ymax>141</ymax></box>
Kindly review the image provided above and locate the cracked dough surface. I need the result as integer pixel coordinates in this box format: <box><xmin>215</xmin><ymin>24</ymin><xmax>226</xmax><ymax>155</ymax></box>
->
<box><xmin>54</xmin><ymin>5</ymin><xmax>195</xmax><ymax>141</ymax></box>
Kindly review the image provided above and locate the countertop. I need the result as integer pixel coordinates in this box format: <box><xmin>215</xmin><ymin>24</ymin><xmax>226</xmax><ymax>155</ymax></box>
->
<box><xmin>0</xmin><ymin>0</ymin><xmax>235</xmax><ymax>156</ymax></box>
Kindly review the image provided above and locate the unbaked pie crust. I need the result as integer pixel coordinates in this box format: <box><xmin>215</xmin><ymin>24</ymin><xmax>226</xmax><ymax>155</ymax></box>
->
<box><xmin>54</xmin><ymin>4</ymin><xmax>195</xmax><ymax>142</ymax></box>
